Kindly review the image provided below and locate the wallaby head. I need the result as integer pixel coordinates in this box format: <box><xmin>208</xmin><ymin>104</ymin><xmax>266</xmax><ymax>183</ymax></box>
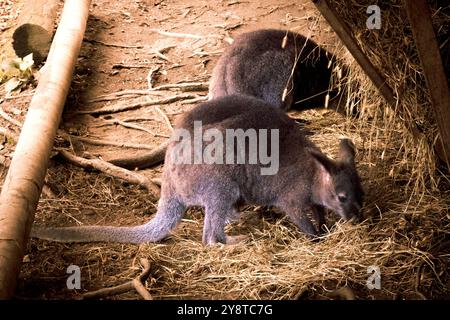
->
<box><xmin>310</xmin><ymin>139</ymin><xmax>364</xmax><ymax>221</ymax></box>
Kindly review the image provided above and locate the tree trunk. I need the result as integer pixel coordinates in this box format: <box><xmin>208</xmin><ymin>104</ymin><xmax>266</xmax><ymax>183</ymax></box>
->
<box><xmin>12</xmin><ymin>0</ymin><xmax>61</xmax><ymax>65</ymax></box>
<box><xmin>0</xmin><ymin>0</ymin><xmax>91</xmax><ymax>299</ymax></box>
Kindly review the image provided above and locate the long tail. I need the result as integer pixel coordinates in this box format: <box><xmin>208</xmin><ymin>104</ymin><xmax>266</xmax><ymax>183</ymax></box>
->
<box><xmin>108</xmin><ymin>140</ymin><xmax>169</xmax><ymax>169</ymax></box>
<box><xmin>31</xmin><ymin>198</ymin><xmax>185</xmax><ymax>244</ymax></box>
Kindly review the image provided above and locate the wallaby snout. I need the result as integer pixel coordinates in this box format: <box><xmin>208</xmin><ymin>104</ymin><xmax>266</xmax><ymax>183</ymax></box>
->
<box><xmin>309</xmin><ymin>138</ymin><xmax>364</xmax><ymax>224</ymax></box>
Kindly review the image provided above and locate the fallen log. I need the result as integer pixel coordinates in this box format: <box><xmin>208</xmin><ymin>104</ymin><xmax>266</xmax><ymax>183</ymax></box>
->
<box><xmin>12</xmin><ymin>0</ymin><xmax>60</xmax><ymax>64</ymax></box>
<box><xmin>0</xmin><ymin>0</ymin><xmax>91</xmax><ymax>299</ymax></box>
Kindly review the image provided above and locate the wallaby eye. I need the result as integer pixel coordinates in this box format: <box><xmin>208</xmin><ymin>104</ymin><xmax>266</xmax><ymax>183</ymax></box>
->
<box><xmin>338</xmin><ymin>194</ymin><xmax>348</xmax><ymax>203</ymax></box>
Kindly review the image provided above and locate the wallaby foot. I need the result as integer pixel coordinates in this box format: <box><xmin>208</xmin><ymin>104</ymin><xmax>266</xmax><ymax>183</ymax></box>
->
<box><xmin>312</xmin><ymin>205</ymin><xmax>327</xmax><ymax>235</ymax></box>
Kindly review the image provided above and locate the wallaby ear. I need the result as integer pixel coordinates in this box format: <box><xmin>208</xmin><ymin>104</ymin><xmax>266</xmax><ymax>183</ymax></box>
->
<box><xmin>310</xmin><ymin>149</ymin><xmax>335</xmax><ymax>174</ymax></box>
<box><xmin>338</xmin><ymin>139</ymin><xmax>356</xmax><ymax>165</ymax></box>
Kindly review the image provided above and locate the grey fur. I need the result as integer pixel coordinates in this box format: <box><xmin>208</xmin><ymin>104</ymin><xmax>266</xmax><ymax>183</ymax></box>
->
<box><xmin>31</xmin><ymin>95</ymin><xmax>363</xmax><ymax>245</ymax></box>
<box><xmin>209</xmin><ymin>29</ymin><xmax>352</xmax><ymax>113</ymax></box>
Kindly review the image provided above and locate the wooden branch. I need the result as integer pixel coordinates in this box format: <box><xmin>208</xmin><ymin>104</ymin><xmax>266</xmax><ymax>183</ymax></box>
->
<box><xmin>87</xmin><ymin>90</ymin><xmax>163</xmax><ymax>103</ymax></box>
<box><xmin>151</xmin><ymin>82</ymin><xmax>209</xmax><ymax>92</ymax></box>
<box><xmin>0</xmin><ymin>0</ymin><xmax>91</xmax><ymax>299</ymax></box>
<box><xmin>181</xmin><ymin>95</ymin><xmax>209</xmax><ymax>105</ymax></box>
<box><xmin>88</xmin><ymin>82</ymin><xmax>208</xmax><ymax>103</ymax></box>
<box><xmin>149</xmin><ymin>29</ymin><xmax>203</xmax><ymax>39</ymax></box>
<box><xmin>59</xmin><ymin>150</ymin><xmax>161</xmax><ymax>198</ymax></box>
<box><xmin>67</xmin><ymin>135</ymin><xmax>159</xmax><ymax>150</ymax></box>
<box><xmin>83</xmin><ymin>258</ymin><xmax>153</xmax><ymax>300</ymax></box>
<box><xmin>107</xmin><ymin>139</ymin><xmax>169</xmax><ymax>170</ymax></box>
<box><xmin>83</xmin><ymin>39</ymin><xmax>144</xmax><ymax>49</ymax></box>
<box><xmin>99</xmin><ymin>117</ymin><xmax>159</xmax><ymax>137</ymax></box>
<box><xmin>404</xmin><ymin>0</ymin><xmax>450</xmax><ymax>169</ymax></box>
<box><xmin>12</xmin><ymin>0</ymin><xmax>60</xmax><ymax>64</ymax></box>
<box><xmin>78</xmin><ymin>94</ymin><xmax>198</xmax><ymax>116</ymax></box>
<box><xmin>154</xmin><ymin>106</ymin><xmax>173</xmax><ymax>131</ymax></box>
<box><xmin>0</xmin><ymin>107</ymin><xmax>22</xmax><ymax>128</ymax></box>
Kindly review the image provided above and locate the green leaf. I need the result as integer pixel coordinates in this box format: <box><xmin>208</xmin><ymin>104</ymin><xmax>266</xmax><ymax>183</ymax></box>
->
<box><xmin>19</xmin><ymin>53</ymin><xmax>34</xmax><ymax>71</ymax></box>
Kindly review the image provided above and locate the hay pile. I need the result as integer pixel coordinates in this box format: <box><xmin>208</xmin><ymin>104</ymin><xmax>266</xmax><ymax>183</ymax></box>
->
<box><xmin>19</xmin><ymin>0</ymin><xmax>449</xmax><ymax>299</ymax></box>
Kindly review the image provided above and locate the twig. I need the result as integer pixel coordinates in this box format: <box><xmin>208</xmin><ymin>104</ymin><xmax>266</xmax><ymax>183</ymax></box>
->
<box><xmin>147</xmin><ymin>66</ymin><xmax>160</xmax><ymax>90</ymax></box>
<box><xmin>189</xmin><ymin>50</ymin><xmax>223</xmax><ymax>58</ymax></box>
<box><xmin>89</xmin><ymin>82</ymin><xmax>208</xmax><ymax>103</ymax></box>
<box><xmin>108</xmin><ymin>140</ymin><xmax>169</xmax><ymax>169</ymax></box>
<box><xmin>98</xmin><ymin>117</ymin><xmax>161</xmax><ymax>137</ymax></box>
<box><xmin>0</xmin><ymin>127</ymin><xmax>18</xmax><ymax>144</ymax></box>
<box><xmin>2</xmin><ymin>92</ymin><xmax>35</xmax><ymax>100</ymax></box>
<box><xmin>154</xmin><ymin>106</ymin><xmax>173</xmax><ymax>131</ymax></box>
<box><xmin>59</xmin><ymin>150</ymin><xmax>161</xmax><ymax>197</ymax></box>
<box><xmin>84</xmin><ymin>38</ymin><xmax>144</xmax><ymax>49</ymax></box>
<box><xmin>65</xmin><ymin>134</ymin><xmax>157</xmax><ymax>150</ymax></box>
<box><xmin>151</xmin><ymin>82</ymin><xmax>209</xmax><ymax>92</ymax></box>
<box><xmin>122</xmin><ymin>116</ymin><xmax>156</xmax><ymax>122</ymax></box>
<box><xmin>150</xmin><ymin>50</ymin><xmax>170</xmax><ymax>62</ymax></box>
<box><xmin>0</xmin><ymin>107</ymin><xmax>23</xmax><ymax>128</ymax></box>
<box><xmin>180</xmin><ymin>95</ymin><xmax>208</xmax><ymax>105</ymax></box>
<box><xmin>78</xmin><ymin>94</ymin><xmax>198</xmax><ymax>116</ymax></box>
<box><xmin>112</xmin><ymin>63</ymin><xmax>154</xmax><ymax>69</ymax></box>
<box><xmin>149</xmin><ymin>29</ymin><xmax>203</xmax><ymax>39</ymax></box>
<box><xmin>83</xmin><ymin>258</ymin><xmax>153</xmax><ymax>300</ymax></box>
<box><xmin>87</xmin><ymin>90</ymin><xmax>162</xmax><ymax>103</ymax></box>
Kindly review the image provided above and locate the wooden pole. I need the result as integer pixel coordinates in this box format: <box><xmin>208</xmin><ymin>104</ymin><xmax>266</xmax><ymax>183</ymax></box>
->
<box><xmin>12</xmin><ymin>0</ymin><xmax>60</xmax><ymax>64</ymax></box>
<box><xmin>404</xmin><ymin>0</ymin><xmax>450</xmax><ymax>169</ymax></box>
<box><xmin>0</xmin><ymin>0</ymin><xmax>91</xmax><ymax>299</ymax></box>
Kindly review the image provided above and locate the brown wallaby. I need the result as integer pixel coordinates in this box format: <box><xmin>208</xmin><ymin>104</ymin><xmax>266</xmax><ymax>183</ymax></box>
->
<box><xmin>32</xmin><ymin>95</ymin><xmax>363</xmax><ymax>244</ymax></box>
<box><xmin>107</xmin><ymin>29</ymin><xmax>354</xmax><ymax>170</ymax></box>
<box><xmin>209</xmin><ymin>29</ymin><xmax>352</xmax><ymax>113</ymax></box>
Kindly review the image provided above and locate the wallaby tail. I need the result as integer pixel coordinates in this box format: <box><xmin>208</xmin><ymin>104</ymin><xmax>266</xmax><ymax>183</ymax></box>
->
<box><xmin>31</xmin><ymin>198</ymin><xmax>185</xmax><ymax>244</ymax></box>
<box><xmin>108</xmin><ymin>140</ymin><xmax>169</xmax><ymax>169</ymax></box>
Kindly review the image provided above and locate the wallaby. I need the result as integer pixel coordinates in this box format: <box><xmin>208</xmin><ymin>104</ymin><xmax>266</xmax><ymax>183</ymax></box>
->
<box><xmin>107</xmin><ymin>29</ymin><xmax>354</xmax><ymax>170</ymax></box>
<box><xmin>209</xmin><ymin>29</ymin><xmax>351</xmax><ymax>113</ymax></box>
<box><xmin>32</xmin><ymin>95</ymin><xmax>363</xmax><ymax>244</ymax></box>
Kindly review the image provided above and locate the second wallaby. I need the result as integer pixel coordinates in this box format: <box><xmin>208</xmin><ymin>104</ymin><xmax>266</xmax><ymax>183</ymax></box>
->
<box><xmin>209</xmin><ymin>29</ymin><xmax>351</xmax><ymax>113</ymax></box>
<box><xmin>107</xmin><ymin>29</ymin><xmax>354</xmax><ymax>170</ymax></box>
<box><xmin>32</xmin><ymin>95</ymin><xmax>363</xmax><ymax>244</ymax></box>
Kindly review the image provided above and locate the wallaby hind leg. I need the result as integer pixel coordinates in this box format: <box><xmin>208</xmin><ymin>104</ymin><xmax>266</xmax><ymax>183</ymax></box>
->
<box><xmin>202</xmin><ymin>205</ymin><xmax>228</xmax><ymax>245</ymax></box>
<box><xmin>202</xmin><ymin>203</ymin><xmax>246</xmax><ymax>245</ymax></box>
<box><xmin>147</xmin><ymin>196</ymin><xmax>186</xmax><ymax>242</ymax></box>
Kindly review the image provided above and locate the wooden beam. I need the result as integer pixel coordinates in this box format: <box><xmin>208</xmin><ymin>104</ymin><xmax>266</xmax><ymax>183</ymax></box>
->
<box><xmin>12</xmin><ymin>0</ymin><xmax>60</xmax><ymax>64</ymax></box>
<box><xmin>0</xmin><ymin>0</ymin><xmax>91</xmax><ymax>299</ymax></box>
<box><xmin>404</xmin><ymin>0</ymin><xmax>450</xmax><ymax>169</ymax></box>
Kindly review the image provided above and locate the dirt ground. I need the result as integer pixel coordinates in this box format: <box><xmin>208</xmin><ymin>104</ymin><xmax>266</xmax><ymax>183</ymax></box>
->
<box><xmin>1</xmin><ymin>0</ymin><xmax>449</xmax><ymax>300</ymax></box>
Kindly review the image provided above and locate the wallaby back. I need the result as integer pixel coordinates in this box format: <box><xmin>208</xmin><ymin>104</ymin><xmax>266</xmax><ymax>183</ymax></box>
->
<box><xmin>31</xmin><ymin>95</ymin><xmax>363</xmax><ymax>244</ymax></box>
<box><xmin>209</xmin><ymin>29</ymin><xmax>350</xmax><ymax>113</ymax></box>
